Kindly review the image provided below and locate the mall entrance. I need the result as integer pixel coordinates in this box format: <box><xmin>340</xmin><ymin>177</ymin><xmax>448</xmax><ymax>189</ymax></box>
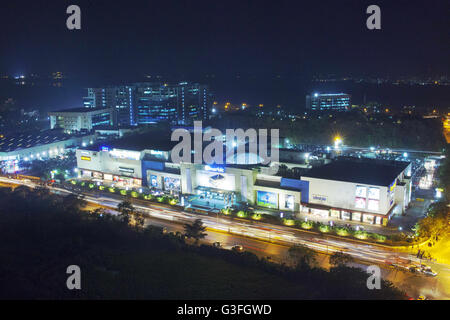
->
<box><xmin>188</xmin><ymin>186</ymin><xmax>237</xmax><ymax>210</ymax></box>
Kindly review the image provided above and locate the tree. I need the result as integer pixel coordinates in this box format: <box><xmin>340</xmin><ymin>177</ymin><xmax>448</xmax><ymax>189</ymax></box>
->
<box><xmin>62</xmin><ymin>193</ymin><xmax>87</xmax><ymax>212</ymax></box>
<box><xmin>287</xmin><ymin>244</ymin><xmax>317</xmax><ymax>268</ymax></box>
<box><xmin>329</xmin><ymin>251</ymin><xmax>354</xmax><ymax>267</ymax></box>
<box><xmin>117</xmin><ymin>200</ymin><xmax>135</xmax><ymax>225</ymax></box>
<box><xmin>184</xmin><ymin>219</ymin><xmax>207</xmax><ymax>244</ymax></box>
<box><xmin>134</xmin><ymin>212</ymin><xmax>145</xmax><ymax>228</ymax></box>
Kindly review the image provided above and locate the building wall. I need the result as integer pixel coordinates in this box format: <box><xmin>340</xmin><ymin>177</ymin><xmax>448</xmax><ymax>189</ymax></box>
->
<box><xmin>301</xmin><ymin>177</ymin><xmax>391</xmax><ymax>216</ymax></box>
<box><xmin>49</xmin><ymin>108</ymin><xmax>113</xmax><ymax>132</ymax></box>
<box><xmin>306</xmin><ymin>93</ymin><xmax>351</xmax><ymax>111</ymax></box>
<box><xmin>0</xmin><ymin>135</ymin><xmax>96</xmax><ymax>162</ymax></box>
<box><xmin>253</xmin><ymin>185</ymin><xmax>301</xmax><ymax>212</ymax></box>
<box><xmin>76</xmin><ymin>149</ymin><xmax>143</xmax><ymax>180</ymax></box>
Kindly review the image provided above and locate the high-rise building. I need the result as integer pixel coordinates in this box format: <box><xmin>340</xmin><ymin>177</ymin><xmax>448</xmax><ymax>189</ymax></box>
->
<box><xmin>306</xmin><ymin>93</ymin><xmax>351</xmax><ymax>112</ymax></box>
<box><xmin>83</xmin><ymin>82</ymin><xmax>212</xmax><ymax>126</ymax></box>
<box><xmin>83</xmin><ymin>87</ymin><xmax>134</xmax><ymax>126</ymax></box>
<box><xmin>48</xmin><ymin>107</ymin><xmax>114</xmax><ymax>132</ymax></box>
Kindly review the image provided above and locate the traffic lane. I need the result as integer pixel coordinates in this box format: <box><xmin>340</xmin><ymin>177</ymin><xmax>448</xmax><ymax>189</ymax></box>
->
<box><xmin>381</xmin><ymin>266</ymin><xmax>450</xmax><ymax>300</ymax></box>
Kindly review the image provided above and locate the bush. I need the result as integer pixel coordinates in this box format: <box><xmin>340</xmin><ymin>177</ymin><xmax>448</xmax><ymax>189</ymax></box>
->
<box><xmin>283</xmin><ymin>219</ymin><xmax>295</xmax><ymax>226</ymax></box>
<box><xmin>237</xmin><ymin>210</ymin><xmax>247</xmax><ymax>218</ymax></box>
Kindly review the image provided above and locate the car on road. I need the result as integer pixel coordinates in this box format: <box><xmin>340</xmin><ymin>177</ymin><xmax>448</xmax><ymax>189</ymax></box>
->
<box><xmin>212</xmin><ymin>242</ymin><xmax>221</xmax><ymax>248</ymax></box>
<box><xmin>408</xmin><ymin>265</ymin><xmax>419</xmax><ymax>273</ymax></box>
<box><xmin>420</xmin><ymin>266</ymin><xmax>437</xmax><ymax>277</ymax></box>
<box><xmin>417</xmin><ymin>295</ymin><xmax>427</xmax><ymax>300</ymax></box>
<box><xmin>231</xmin><ymin>245</ymin><xmax>244</xmax><ymax>252</ymax></box>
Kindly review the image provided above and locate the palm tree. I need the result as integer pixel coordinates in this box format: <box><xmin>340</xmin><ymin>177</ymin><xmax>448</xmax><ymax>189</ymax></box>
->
<box><xmin>184</xmin><ymin>219</ymin><xmax>207</xmax><ymax>244</ymax></box>
<box><xmin>117</xmin><ymin>200</ymin><xmax>135</xmax><ymax>224</ymax></box>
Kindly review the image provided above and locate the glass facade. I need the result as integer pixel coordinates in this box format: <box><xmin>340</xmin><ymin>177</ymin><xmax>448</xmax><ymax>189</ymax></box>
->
<box><xmin>85</xmin><ymin>82</ymin><xmax>211</xmax><ymax>125</ymax></box>
<box><xmin>306</xmin><ymin>93</ymin><xmax>351</xmax><ymax>111</ymax></box>
<box><xmin>91</xmin><ymin>112</ymin><xmax>112</xmax><ymax>127</ymax></box>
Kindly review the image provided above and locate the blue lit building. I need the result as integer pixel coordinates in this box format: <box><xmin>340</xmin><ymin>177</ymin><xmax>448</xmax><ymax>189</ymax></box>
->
<box><xmin>306</xmin><ymin>93</ymin><xmax>351</xmax><ymax>112</ymax></box>
<box><xmin>84</xmin><ymin>82</ymin><xmax>212</xmax><ymax>126</ymax></box>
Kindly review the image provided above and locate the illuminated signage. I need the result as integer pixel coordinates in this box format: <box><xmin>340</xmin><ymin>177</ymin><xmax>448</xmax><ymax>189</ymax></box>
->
<box><xmin>368</xmin><ymin>199</ymin><xmax>379</xmax><ymax>211</ymax></box>
<box><xmin>312</xmin><ymin>194</ymin><xmax>327</xmax><ymax>202</ymax></box>
<box><xmin>109</xmin><ymin>149</ymin><xmax>140</xmax><ymax>160</ymax></box>
<box><xmin>80</xmin><ymin>156</ymin><xmax>91</xmax><ymax>161</ymax></box>
<box><xmin>355</xmin><ymin>186</ymin><xmax>367</xmax><ymax>197</ymax></box>
<box><xmin>101</xmin><ymin>146</ymin><xmax>110</xmax><ymax>152</ymax></box>
<box><xmin>204</xmin><ymin>165</ymin><xmax>224</xmax><ymax>173</ymax></box>
<box><xmin>150</xmin><ymin>150</ymin><xmax>164</xmax><ymax>156</ymax></box>
<box><xmin>355</xmin><ymin>197</ymin><xmax>366</xmax><ymax>209</ymax></box>
<box><xmin>389</xmin><ymin>180</ymin><xmax>397</xmax><ymax>192</ymax></box>
<box><xmin>368</xmin><ymin>187</ymin><xmax>380</xmax><ymax>200</ymax></box>
<box><xmin>257</xmin><ymin>191</ymin><xmax>278</xmax><ymax>209</ymax></box>
<box><xmin>119</xmin><ymin>167</ymin><xmax>134</xmax><ymax>173</ymax></box>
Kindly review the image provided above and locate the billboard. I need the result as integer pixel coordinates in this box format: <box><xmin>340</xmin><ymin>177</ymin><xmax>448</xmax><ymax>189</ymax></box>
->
<box><xmin>368</xmin><ymin>199</ymin><xmax>379</xmax><ymax>211</ymax></box>
<box><xmin>164</xmin><ymin>177</ymin><xmax>180</xmax><ymax>191</ymax></box>
<box><xmin>257</xmin><ymin>191</ymin><xmax>278</xmax><ymax>209</ymax></box>
<box><xmin>368</xmin><ymin>187</ymin><xmax>380</xmax><ymax>200</ymax></box>
<box><xmin>355</xmin><ymin>197</ymin><xmax>366</xmax><ymax>209</ymax></box>
<box><xmin>196</xmin><ymin>170</ymin><xmax>235</xmax><ymax>191</ymax></box>
<box><xmin>355</xmin><ymin>186</ymin><xmax>367</xmax><ymax>197</ymax></box>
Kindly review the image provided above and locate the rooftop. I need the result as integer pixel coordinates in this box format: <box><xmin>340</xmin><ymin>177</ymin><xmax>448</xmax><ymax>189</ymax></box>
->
<box><xmin>254</xmin><ymin>179</ymin><xmax>302</xmax><ymax>192</ymax></box>
<box><xmin>49</xmin><ymin>107</ymin><xmax>112</xmax><ymax>113</ymax></box>
<box><xmin>302</xmin><ymin>158</ymin><xmax>410</xmax><ymax>186</ymax></box>
<box><xmin>0</xmin><ymin>130</ymin><xmax>84</xmax><ymax>153</ymax></box>
<box><xmin>87</xmin><ymin>131</ymin><xmax>176</xmax><ymax>152</ymax></box>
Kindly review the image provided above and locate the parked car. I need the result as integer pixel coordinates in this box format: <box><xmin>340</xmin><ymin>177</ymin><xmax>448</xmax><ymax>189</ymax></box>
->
<box><xmin>212</xmin><ymin>242</ymin><xmax>221</xmax><ymax>248</ymax></box>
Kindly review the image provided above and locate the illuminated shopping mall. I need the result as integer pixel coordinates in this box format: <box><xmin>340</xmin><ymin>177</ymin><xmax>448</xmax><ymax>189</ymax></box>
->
<box><xmin>76</xmin><ymin>133</ymin><xmax>412</xmax><ymax>226</ymax></box>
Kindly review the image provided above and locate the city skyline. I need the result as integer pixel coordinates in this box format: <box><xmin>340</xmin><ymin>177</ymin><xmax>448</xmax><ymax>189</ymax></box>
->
<box><xmin>0</xmin><ymin>0</ymin><xmax>449</xmax><ymax>305</ymax></box>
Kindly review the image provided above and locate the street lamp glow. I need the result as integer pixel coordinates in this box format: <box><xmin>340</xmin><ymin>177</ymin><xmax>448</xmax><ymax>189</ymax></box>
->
<box><xmin>334</xmin><ymin>136</ymin><xmax>342</xmax><ymax>149</ymax></box>
<box><xmin>403</xmin><ymin>152</ymin><xmax>408</xmax><ymax>158</ymax></box>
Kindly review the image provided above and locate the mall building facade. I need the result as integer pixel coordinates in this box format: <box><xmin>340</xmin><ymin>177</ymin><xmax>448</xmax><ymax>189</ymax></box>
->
<box><xmin>76</xmin><ymin>143</ymin><xmax>411</xmax><ymax>226</ymax></box>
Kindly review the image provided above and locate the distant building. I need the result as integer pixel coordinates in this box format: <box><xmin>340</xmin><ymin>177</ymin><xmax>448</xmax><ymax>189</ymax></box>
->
<box><xmin>48</xmin><ymin>107</ymin><xmax>114</xmax><ymax>133</ymax></box>
<box><xmin>306</xmin><ymin>93</ymin><xmax>351</xmax><ymax>112</ymax></box>
<box><xmin>83</xmin><ymin>82</ymin><xmax>212</xmax><ymax>126</ymax></box>
<box><xmin>83</xmin><ymin>87</ymin><xmax>134</xmax><ymax>126</ymax></box>
<box><xmin>0</xmin><ymin>130</ymin><xmax>97</xmax><ymax>173</ymax></box>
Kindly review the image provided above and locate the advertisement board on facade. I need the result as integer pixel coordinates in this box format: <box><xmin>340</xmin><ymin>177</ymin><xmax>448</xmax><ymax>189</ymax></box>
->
<box><xmin>196</xmin><ymin>170</ymin><xmax>235</xmax><ymax>191</ymax></box>
<box><xmin>257</xmin><ymin>191</ymin><xmax>278</xmax><ymax>209</ymax></box>
<box><xmin>355</xmin><ymin>185</ymin><xmax>367</xmax><ymax>197</ymax></box>
<box><xmin>164</xmin><ymin>177</ymin><xmax>180</xmax><ymax>191</ymax></box>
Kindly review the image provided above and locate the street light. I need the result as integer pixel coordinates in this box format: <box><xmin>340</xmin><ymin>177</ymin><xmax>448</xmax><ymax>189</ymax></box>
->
<box><xmin>334</xmin><ymin>136</ymin><xmax>342</xmax><ymax>149</ymax></box>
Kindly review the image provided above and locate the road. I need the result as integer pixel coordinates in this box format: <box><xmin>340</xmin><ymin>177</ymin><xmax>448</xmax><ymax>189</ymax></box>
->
<box><xmin>1</xmin><ymin>176</ymin><xmax>449</xmax><ymax>299</ymax></box>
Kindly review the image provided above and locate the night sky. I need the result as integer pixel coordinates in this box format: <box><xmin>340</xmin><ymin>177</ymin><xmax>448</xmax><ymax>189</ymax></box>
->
<box><xmin>0</xmin><ymin>0</ymin><xmax>448</xmax><ymax>82</ymax></box>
